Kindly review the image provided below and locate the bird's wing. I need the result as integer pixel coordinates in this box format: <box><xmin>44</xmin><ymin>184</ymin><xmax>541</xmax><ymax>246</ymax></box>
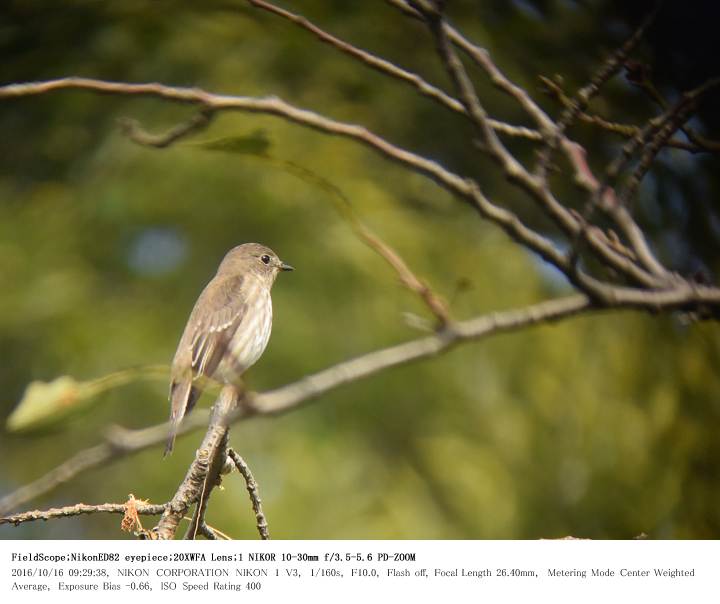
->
<box><xmin>165</xmin><ymin>275</ymin><xmax>248</xmax><ymax>455</ymax></box>
<box><xmin>187</xmin><ymin>274</ymin><xmax>249</xmax><ymax>380</ymax></box>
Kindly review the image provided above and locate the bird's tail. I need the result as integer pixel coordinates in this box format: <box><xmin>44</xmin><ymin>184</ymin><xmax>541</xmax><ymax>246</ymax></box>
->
<box><xmin>164</xmin><ymin>378</ymin><xmax>200</xmax><ymax>456</ymax></box>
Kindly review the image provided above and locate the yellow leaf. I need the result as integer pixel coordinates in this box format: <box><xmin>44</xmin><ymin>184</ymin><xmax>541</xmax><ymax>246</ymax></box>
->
<box><xmin>6</xmin><ymin>376</ymin><xmax>91</xmax><ymax>432</ymax></box>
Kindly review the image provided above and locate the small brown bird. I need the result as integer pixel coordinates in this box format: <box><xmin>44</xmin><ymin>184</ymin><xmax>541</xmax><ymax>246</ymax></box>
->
<box><xmin>165</xmin><ymin>243</ymin><xmax>293</xmax><ymax>455</ymax></box>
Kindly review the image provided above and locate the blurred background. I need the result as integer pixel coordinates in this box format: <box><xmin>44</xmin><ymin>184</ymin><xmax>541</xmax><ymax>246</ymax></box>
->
<box><xmin>0</xmin><ymin>0</ymin><xmax>719</xmax><ymax>539</ymax></box>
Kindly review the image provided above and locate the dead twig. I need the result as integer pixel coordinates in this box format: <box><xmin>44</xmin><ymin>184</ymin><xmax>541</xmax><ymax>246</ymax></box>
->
<box><xmin>228</xmin><ymin>448</ymin><xmax>270</xmax><ymax>540</ymax></box>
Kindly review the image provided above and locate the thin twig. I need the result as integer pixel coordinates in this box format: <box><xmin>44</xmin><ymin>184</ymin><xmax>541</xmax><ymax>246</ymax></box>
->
<box><xmin>619</xmin><ymin>77</ymin><xmax>720</xmax><ymax>205</ymax></box>
<box><xmin>197</xmin><ymin>522</ymin><xmax>219</xmax><ymax>540</ymax></box>
<box><xmin>535</xmin><ymin>2</ymin><xmax>662</xmax><ymax>178</ymax></box>
<box><xmin>629</xmin><ymin>68</ymin><xmax>720</xmax><ymax>154</ymax></box>
<box><xmin>246</xmin><ymin>0</ymin><xmax>541</xmax><ymax>141</ymax></box>
<box><xmin>384</xmin><ymin>0</ymin><xmax>557</xmax><ymax>135</ymax></box>
<box><xmin>393</xmin><ymin>0</ymin><xmax>661</xmax><ymax>289</ymax></box>
<box><xmin>562</xmin><ymin>140</ymin><xmax>670</xmax><ymax>282</ymax></box>
<box><xmin>574</xmin><ymin>78</ymin><xmax>720</xmax><ymax>280</ymax></box>
<box><xmin>411</xmin><ymin>0</ymin><xmax>528</xmax><ymax>183</ymax></box>
<box><xmin>539</xmin><ymin>75</ymin><xmax>703</xmax><ymax>152</ymax></box>
<box><xmin>0</xmin><ymin>76</ymin><xmax>659</xmax><ymax>292</ymax></box>
<box><xmin>118</xmin><ymin>108</ymin><xmax>214</xmax><ymax>148</ymax></box>
<box><xmin>228</xmin><ymin>448</ymin><xmax>270</xmax><ymax>540</ymax></box>
<box><xmin>0</xmin><ymin>78</ymin><xmax>470</xmax><ymax>199</ymax></box>
<box><xmin>0</xmin><ymin>412</ymin><xmax>210</xmax><ymax>516</ymax></box>
<box><xmin>0</xmin><ymin>78</ymin><xmax>572</xmax><ymax>280</ymax></box>
<box><xmin>229</xmin><ymin>154</ymin><xmax>452</xmax><ymax>327</ymax></box>
<box><xmin>1</xmin><ymin>502</ymin><xmax>166</xmax><ymax>526</ymax></box>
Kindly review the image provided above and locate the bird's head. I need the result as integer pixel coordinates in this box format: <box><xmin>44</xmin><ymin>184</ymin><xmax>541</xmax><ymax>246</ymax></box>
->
<box><xmin>217</xmin><ymin>242</ymin><xmax>294</xmax><ymax>284</ymax></box>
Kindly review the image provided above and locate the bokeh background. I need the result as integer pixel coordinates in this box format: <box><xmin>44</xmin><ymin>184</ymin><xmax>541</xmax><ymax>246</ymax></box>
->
<box><xmin>1</xmin><ymin>0</ymin><xmax>719</xmax><ymax>539</ymax></box>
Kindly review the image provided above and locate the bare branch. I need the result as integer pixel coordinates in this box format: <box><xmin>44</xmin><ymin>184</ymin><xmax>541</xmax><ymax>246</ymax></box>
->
<box><xmin>404</xmin><ymin>2</ymin><xmax>657</xmax><ymax>291</ymax></box>
<box><xmin>118</xmin><ymin>108</ymin><xmax>214</xmax><ymax>148</ymax></box>
<box><xmin>561</xmin><ymin>140</ymin><xmax>670</xmax><ymax>282</ymax></box>
<box><xmin>0</xmin><ymin>295</ymin><xmax>594</xmax><ymax>517</ymax></box>
<box><xmin>0</xmin><ymin>412</ymin><xmax>209</xmax><ymax>517</ymax></box>
<box><xmin>7</xmin><ymin>77</ymin><xmax>650</xmax><ymax>294</ymax></box>
<box><xmin>394</xmin><ymin>6</ymin><xmax>667</xmax><ymax>288</ymax></box>
<box><xmin>1</xmin><ymin>501</ymin><xmax>166</xmax><ymax>527</ymax></box>
<box><xmin>247</xmin><ymin>0</ymin><xmax>463</xmax><ymax>117</ymax></box>
<box><xmin>414</xmin><ymin>1</ymin><xmax>526</xmax><ymax>178</ymax></box>
<box><xmin>228</xmin><ymin>448</ymin><xmax>270</xmax><ymax>540</ymax></box>
<box><xmin>0</xmin><ymin>78</ymin><xmax>472</xmax><ymax>199</ymax></box>
<box><xmin>626</xmin><ymin>63</ymin><xmax>720</xmax><ymax>154</ymax></box>
<box><xmin>0</xmin><ymin>444</ymin><xmax>111</xmax><ymax>517</ymax></box>
<box><xmin>3</xmin><ymin>282</ymin><xmax>718</xmax><ymax>525</ymax></box>
<box><xmin>197</xmin><ymin>523</ymin><xmax>219</xmax><ymax>540</ymax></box>
<box><xmin>535</xmin><ymin>2</ymin><xmax>662</xmax><ymax>178</ymax></box>
<box><xmin>245</xmin><ymin>0</ymin><xmax>540</xmax><ymax>142</ymax></box>
<box><xmin>246</xmin><ymin>295</ymin><xmax>593</xmax><ymax>418</ymax></box>
<box><xmin>572</xmin><ymin>78</ymin><xmax>720</xmax><ymax>282</ymax></box>
<box><xmin>385</xmin><ymin>0</ymin><xmax>557</xmax><ymax>135</ymax></box>
<box><xmin>619</xmin><ymin>77</ymin><xmax>720</xmax><ymax>205</ymax></box>
<box><xmin>157</xmin><ymin>384</ymin><xmax>238</xmax><ymax>540</ymax></box>
<box><xmin>354</xmin><ymin>221</ymin><xmax>451</xmax><ymax>327</ymax></box>
<box><xmin>257</xmin><ymin>157</ymin><xmax>452</xmax><ymax>326</ymax></box>
<box><xmin>539</xmin><ymin>75</ymin><xmax>704</xmax><ymax>153</ymax></box>
<box><xmin>0</xmin><ymin>78</ymin><xmax>572</xmax><ymax>282</ymax></box>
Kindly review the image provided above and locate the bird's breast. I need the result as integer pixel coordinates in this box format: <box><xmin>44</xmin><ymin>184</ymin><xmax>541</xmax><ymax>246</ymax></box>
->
<box><xmin>217</xmin><ymin>286</ymin><xmax>273</xmax><ymax>382</ymax></box>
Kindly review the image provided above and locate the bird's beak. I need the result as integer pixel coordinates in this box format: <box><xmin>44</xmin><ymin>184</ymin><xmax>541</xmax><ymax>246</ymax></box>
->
<box><xmin>279</xmin><ymin>261</ymin><xmax>294</xmax><ymax>272</ymax></box>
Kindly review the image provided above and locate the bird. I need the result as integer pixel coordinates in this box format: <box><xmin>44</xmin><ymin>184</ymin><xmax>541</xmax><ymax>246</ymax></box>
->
<box><xmin>165</xmin><ymin>242</ymin><xmax>294</xmax><ymax>455</ymax></box>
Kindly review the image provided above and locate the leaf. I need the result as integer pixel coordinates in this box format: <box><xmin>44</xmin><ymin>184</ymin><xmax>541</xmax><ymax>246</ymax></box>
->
<box><xmin>6</xmin><ymin>376</ymin><xmax>93</xmax><ymax>433</ymax></box>
<box><xmin>6</xmin><ymin>365</ymin><xmax>168</xmax><ymax>433</ymax></box>
<box><xmin>190</xmin><ymin>130</ymin><xmax>272</xmax><ymax>156</ymax></box>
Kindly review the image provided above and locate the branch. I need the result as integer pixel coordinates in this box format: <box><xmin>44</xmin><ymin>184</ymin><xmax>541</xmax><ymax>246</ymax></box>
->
<box><xmin>2</xmin><ymin>77</ymin><xmax>717</xmax><ymax>305</ymax></box>
<box><xmin>228</xmin><ymin>448</ymin><xmax>270</xmax><ymax>540</ymax></box>
<box><xmin>535</xmin><ymin>2</ymin><xmax>661</xmax><ymax>178</ymax></box>
<box><xmin>539</xmin><ymin>75</ymin><xmax>705</xmax><ymax>153</ymax></box>
<box><xmin>0</xmin><ymin>501</ymin><xmax>166</xmax><ymax>527</ymax></box>
<box><xmin>0</xmin><ymin>412</ymin><xmax>209</xmax><ymax>516</ymax></box>
<box><xmin>626</xmin><ymin>63</ymin><xmax>720</xmax><ymax>154</ymax></box>
<box><xmin>385</xmin><ymin>0</ymin><xmax>557</xmax><ymax>135</ymax></box>
<box><xmin>354</xmin><ymin>221</ymin><xmax>451</xmax><ymax>326</ymax></box>
<box><xmin>0</xmin><ymin>77</ymin><xmax>572</xmax><ymax>283</ymax></box>
<box><xmin>573</xmin><ymin>78</ymin><xmax>720</xmax><ymax>281</ymax></box>
<box><xmin>0</xmin><ymin>78</ymin><xmax>469</xmax><ymax>194</ymax></box>
<box><xmin>251</xmin><ymin>156</ymin><xmax>452</xmax><ymax>326</ymax></box>
<box><xmin>619</xmin><ymin>77</ymin><xmax>720</xmax><ymax>206</ymax></box>
<box><xmin>391</xmin><ymin>1</ymin><xmax>666</xmax><ymax>291</ymax></box>
<box><xmin>245</xmin><ymin>294</ymin><xmax>593</xmax><ymax>417</ymax></box>
<box><xmin>4</xmin><ymin>77</ymin><xmax>660</xmax><ymax>298</ymax></box>
<box><xmin>0</xmin><ymin>294</ymin><xmax>594</xmax><ymax>517</ymax></box>
<box><xmin>118</xmin><ymin>108</ymin><xmax>214</xmax><ymax>148</ymax></box>
<box><xmin>156</xmin><ymin>384</ymin><xmax>238</xmax><ymax>540</ymax></box>
<box><xmin>404</xmin><ymin>2</ymin><xmax>665</xmax><ymax>289</ymax></box>
<box><xmin>562</xmin><ymin>140</ymin><xmax>671</xmax><ymax>282</ymax></box>
<box><xmin>3</xmin><ymin>283</ymin><xmax>718</xmax><ymax>525</ymax></box>
<box><xmin>539</xmin><ymin>73</ymin><xmax>710</xmax><ymax>279</ymax></box>
<box><xmin>246</xmin><ymin>0</ymin><xmax>541</xmax><ymax>141</ymax></box>
<box><xmin>197</xmin><ymin>522</ymin><xmax>220</xmax><ymax>539</ymax></box>
<box><xmin>414</xmin><ymin>1</ymin><xmax>526</xmax><ymax>178</ymax></box>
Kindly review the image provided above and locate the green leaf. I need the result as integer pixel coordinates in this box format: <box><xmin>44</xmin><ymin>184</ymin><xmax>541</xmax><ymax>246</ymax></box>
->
<box><xmin>6</xmin><ymin>366</ymin><xmax>168</xmax><ymax>433</ymax></box>
<box><xmin>190</xmin><ymin>130</ymin><xmax>272</xmax><ymax>156</ymax></box>
<box><xmin>6</xmin><ymin>376</ymin><xmax>94</xmax><ymax>433</ymax></box>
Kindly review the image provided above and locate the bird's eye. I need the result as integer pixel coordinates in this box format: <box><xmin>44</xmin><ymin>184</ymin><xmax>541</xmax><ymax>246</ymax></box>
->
<box><xmin>261</xmin><ymin>254</ymin><xmax>271</xmax><ymax>265</ymax></box>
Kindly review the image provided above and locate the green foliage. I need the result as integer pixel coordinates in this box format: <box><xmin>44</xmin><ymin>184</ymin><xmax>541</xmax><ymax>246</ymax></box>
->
<box><xmin>0</xmin><ymin>0</ymin><xmax>718</xmax><ymax>539</ymax></box>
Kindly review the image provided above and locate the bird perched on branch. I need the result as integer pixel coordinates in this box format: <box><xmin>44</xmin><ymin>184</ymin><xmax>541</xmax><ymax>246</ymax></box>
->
<box><xmin>165</xmin><ymin>243</ymin><xmax>294</xmax><ymax>455</ymax></box>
